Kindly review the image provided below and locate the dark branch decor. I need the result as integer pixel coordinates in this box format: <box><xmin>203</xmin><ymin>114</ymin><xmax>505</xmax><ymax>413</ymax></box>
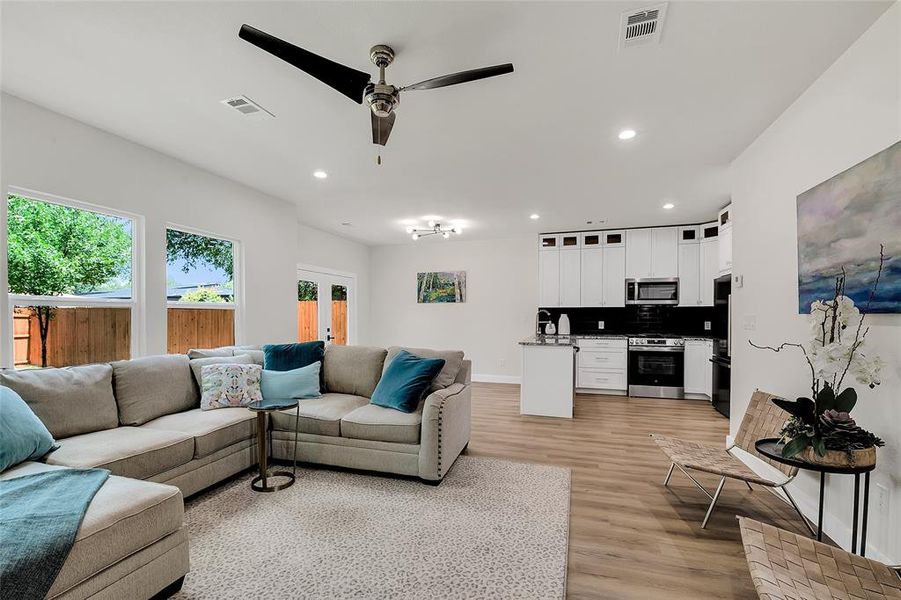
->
<box><xmin>750</xmin><ymin>246</ymin><xmax>887</xmax><ymax>466</ymax></box>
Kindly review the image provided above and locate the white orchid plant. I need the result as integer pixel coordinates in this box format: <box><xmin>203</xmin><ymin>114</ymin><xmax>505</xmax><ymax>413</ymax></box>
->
<box><xmin>751</xmin><ymin>245</ymin><xmax>886</xmax><ymax>459</ymax></box>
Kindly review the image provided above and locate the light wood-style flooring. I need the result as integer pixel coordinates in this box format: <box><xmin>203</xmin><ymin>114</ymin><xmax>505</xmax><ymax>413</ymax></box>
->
<box><xmin>465</xmin><ymin>383</ymin><xmax>810</xmax><ymax>599</ymax></box>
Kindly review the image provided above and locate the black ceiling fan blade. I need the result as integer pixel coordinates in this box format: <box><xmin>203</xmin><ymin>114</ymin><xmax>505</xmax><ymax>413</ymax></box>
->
<box><xmin>239</xmin><ymin>24</ymin><xmax>371</xmax><ymax>104</ymax></box>
<box><xmin>371</xmin><ymin>111</ymin><xmax>396</xmax><ymax>147</ymax></box>
<box><xmin>398</xmin><ymin>63</ymin><xmax>514</xmax><ymax>92</ymax></box>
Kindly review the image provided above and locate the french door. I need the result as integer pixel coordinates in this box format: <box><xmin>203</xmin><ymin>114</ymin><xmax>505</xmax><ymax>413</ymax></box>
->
<box><xmin>297</xmin><ymin>268</ymin><xmax>355</xmax><ymax>346</ymax></box>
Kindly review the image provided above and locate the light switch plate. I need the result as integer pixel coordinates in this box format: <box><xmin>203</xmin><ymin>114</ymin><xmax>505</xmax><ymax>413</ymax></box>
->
<box><xmin>704</xmin><ymin>321</ymin><xmax>711</xmax><ymax>330</ymax></box>
<box><xmin>733</xmin><ymin>274</ymin><xmax>744</xmax><ymax>288</ymax></box>
<box><xmin>598</xmin><ymin>321</ymin><xmax>605</xmax><ymax>330</ymax></box>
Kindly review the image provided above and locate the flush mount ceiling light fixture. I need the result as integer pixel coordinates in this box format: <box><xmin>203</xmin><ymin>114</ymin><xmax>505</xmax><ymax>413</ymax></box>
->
<box><xmin>530</xmin><ymin>213</ymin><xmax>540</xmax><ymax>220</ymax></box>
<box><xmin>313</xmin><ymin>170</ymin><xmax>328</xmax><ymax>179</ymax></box>
<box><xmin>618</xmin><ymin>129</ymin><xmax>637</xmax><ymax>140</ymax></box>
<box><xmin>405</xmin><ymin>221</ymin><xmax>463</xmax><ymax>240</ymax></box>
<box><xmin>662</xmin><ymin>202</ymin><xmax>675</xmax><ymax>210</ymax></box>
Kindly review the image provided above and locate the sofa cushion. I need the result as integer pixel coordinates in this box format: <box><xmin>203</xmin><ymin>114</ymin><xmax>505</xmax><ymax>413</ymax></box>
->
<box><xmin>0</xmin><ymin>387</ymin><xmax>56</xmax><ymax>471</ymax></box>
<box><xmin>226</xmin><ymin>345</ymin><xmax>264</xmax><ymax>365</ymax></box>
<box><xmin>0</xmin><ymin>461</ymin><xmax>183</xmax><ymax>598</ymax></box>
<box><xmin>45</xmin><ymin>427</ymin><xmax>194</xmax><ymax>479</ymax></box>
<box><xmin>142</xmin><ymin>408</ymin><xmax>256</xmax><ymax>458</ymax></box>
<box><xmin>269</xmin><ymin>393</ymin><xmax>369</xmax><ymax>437</ymax></box>
<box><xmin>341</xmin><ymin>403</ymin><xmax>423</xmax><ymax>444</ymax></box>
<box><xmin>189</xmin><ymin>353</ymin><xmax>255</xmax><ymax>388</ymax></box>
<box><xmin>323</xmin><ymin>345</ymin><xmax>387</xmax><ymax>398</ymax></box>
<box><xmin>0</xmin><ymin>363</ymin><xmax>118</xmax><ymax>439</ymax></box>
<box><xmin>262</xmin><ymin>342</ymin><xmax>324</xmax><ymax>372</ymax></box>
<box><xmin>385</xmin><ymin>346</ymin><xmax>465</xmax><ymax>392</ymax></box>
<box><xmin>112</xmin><ymin>354</ymin><xmax>198</xmax><ymax>426</ymax></box>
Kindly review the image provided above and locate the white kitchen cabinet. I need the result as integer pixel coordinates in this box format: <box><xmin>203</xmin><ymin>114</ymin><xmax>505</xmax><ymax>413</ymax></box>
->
<box><xmin>625</xmin><ymin>229</ymin><xmax>653</xmax><ymax>278</ymax></box>
<box><xmin>539</xmin><ymin>234</ymin><xmax>561</xmax><ymax>250</ymax></box>
<box><xmin>678</xmin><ymin>242</ymin><xmax>701</xmax><ymax>306</ymax></box>
<box><xmin>559</xmin><ymin>248</ymin><xmax>581</xmax><ymax>307</ymax></box>
<box><xmin>538</xmin><ymin>248</ymin><xmax>560</xmax><ymax>307</ymax></box>
<box><xmin>521</xmin><ymin>344</ymin><xmax>574</xmax><ymax>418</ymax></box>
<box><xmin>580</xmin><ymin>248</ymin><xmax>604</xmax><ymax>307</ymax></box>
<box><xmin>679</xmin><ymin>226</ymin><xmax>700</xmax><ymax>244</ymax></box>
<box><xmin>576</xmin><ymin>337</ymin><xmax>627</xmax><ymax>393</ymax></box>
<box><xmin>651</xmin><ymin>227</ymin><xmax>678</xmax><ymax>277</ymax></box>
<box><xmin>684</xmin><ymin>339</ymin><xmax>713</xmax><ymax>398</ymax></box>
<box><xmin>718</xmin><ymin>224</ymin><xmax>733</xmax><ymax>275</ymax></box>
<box><xmin>602</xmin><ymin>245</ymin><xmax>626</xmax><ymax>307</ymax></box>
<box><xmin>700</xmin><ymin>237</ymin><xmax>718</xmax><ymax>306</ymax></box>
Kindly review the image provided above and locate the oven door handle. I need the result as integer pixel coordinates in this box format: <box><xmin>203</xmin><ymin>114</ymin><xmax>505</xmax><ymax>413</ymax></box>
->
<box><xmin>628</xmin><ymin>347</ymin><xmax>685</xmax><ymax>353</ymax></box>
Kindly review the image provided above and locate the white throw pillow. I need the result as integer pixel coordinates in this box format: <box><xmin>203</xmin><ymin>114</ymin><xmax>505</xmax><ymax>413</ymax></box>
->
<box><xmin>200</xmin><ymin>364</ymin><xmax>263</xmax><ymax>410</ymax></box>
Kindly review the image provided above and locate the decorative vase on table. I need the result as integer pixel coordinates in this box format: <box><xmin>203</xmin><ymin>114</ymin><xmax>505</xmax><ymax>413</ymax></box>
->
<box><xmin>751</xmin><ymin>246</ymin><xmax>887</xmax><ymax>468</ymax></box>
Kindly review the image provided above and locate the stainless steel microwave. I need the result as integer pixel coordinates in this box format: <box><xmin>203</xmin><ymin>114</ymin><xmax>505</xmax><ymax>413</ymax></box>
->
<box><xmin>625</xmin><ymin>278</ymin><xmax>679</xmax><ymax>305</ymax></box>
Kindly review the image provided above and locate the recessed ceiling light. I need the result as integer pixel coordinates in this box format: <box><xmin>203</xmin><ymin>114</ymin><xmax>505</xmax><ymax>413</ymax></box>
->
<box><xmin>313</xmin><ymin>170</ymin><xmax>328</xmax><ymax>179</ymax></box>
<box><xmin>618</xmin><ymin>129</ymin><xmax>636</xmax><ymax>140</ymax></box>
<box><xmin>530</xmin><ymin>214</ymin><xmax>540</xmax><ymax>220</ymax></box>
<box><xmin>662</xmin><ymin>203</ymin><xmax>675</xmax><ymax>210</ymax></box>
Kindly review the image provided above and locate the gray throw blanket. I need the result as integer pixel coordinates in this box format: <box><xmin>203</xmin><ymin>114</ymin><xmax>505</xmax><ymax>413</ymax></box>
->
<box><xmin>0</xmin><ymin>468</ymin><xmax>110</xmax><ymax>600</ymax></box>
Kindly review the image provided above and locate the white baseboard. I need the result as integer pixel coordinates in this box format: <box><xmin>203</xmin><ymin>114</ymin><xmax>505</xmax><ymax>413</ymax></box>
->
<box><xmin>728</xmin><ymin>436</ymin><xmax>895</xmax><ymax>564</ymax></box>
<box><xmin>472</xmin><ymin>373</ymin><xmax>521</xmax><ymax>384</ymax></box>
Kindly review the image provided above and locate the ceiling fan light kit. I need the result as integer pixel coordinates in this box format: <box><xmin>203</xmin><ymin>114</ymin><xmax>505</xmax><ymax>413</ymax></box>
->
<box><xmin>238</xmin><ymin>24</ymin><xmax>513</xmax><ymax>153</ymax></box>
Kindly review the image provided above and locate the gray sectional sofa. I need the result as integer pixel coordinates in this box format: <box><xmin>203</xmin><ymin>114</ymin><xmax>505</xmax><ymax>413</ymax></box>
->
<box><xmin>0</xmin><ymin>343</ymin><xmax>471</xmax><ymax>599</ymax></box>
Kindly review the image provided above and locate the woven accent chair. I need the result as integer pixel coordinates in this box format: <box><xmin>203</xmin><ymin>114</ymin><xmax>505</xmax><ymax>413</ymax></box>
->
<box><xmin>651</xmin><ymin>390</ymin><xmax>814</xmax><ymax>531</ymax></box>
<box><xmin>738</xmin><ymin>517</ymin><xmax>901</xmax><ymax>599</ymax></box>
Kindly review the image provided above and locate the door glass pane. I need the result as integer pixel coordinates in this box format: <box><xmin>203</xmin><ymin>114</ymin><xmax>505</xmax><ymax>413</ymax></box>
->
<box><xmin>331</xmin><ymin>284</ymin><xmax>347</xmax><ymax>345</ymax></box>
<box><xmin>297</xmin><ymin>279</ymin><xmax>318</xmax><ymax>342</ymax></box>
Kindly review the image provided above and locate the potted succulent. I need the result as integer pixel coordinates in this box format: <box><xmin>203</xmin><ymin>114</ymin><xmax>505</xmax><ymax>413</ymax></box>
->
<box><xmin>751</xmin><ymin>246</ymin><xmax>886</xmax><ymax>468</ymax></box>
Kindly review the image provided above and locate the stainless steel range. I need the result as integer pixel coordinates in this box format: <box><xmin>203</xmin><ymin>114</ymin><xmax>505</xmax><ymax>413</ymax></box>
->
<box><xmin>627</xmin><ymin>334</ymin><xmax>685</xmax><ymax>399</ymax></box>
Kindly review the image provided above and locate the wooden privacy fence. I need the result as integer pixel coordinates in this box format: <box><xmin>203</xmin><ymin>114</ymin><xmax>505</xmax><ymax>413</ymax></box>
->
<box><xmin>297</xmin><ymin>300</ymin><xmax>347</xmax><ymax>345</ymax></box>
<box><xmin>13</xmin><ymin>306</ymin><xmax>131</xmax><ymax>367</ymax></box>
<box><xmin>167</xmin><ymin>308</ymin><xmax>235</xmax><ymax>355</ymax></box>
<box><xmin>13</xmin><ymin>306</ymin><xmax>235</xmax><ymax>367</ymax></box>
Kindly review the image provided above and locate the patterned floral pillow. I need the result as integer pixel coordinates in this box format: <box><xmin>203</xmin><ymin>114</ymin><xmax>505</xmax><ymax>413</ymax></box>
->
<box><xmin>201</xmin><ymin>364</ymin><xmax>263</xmax><ymax>410</ymax></box>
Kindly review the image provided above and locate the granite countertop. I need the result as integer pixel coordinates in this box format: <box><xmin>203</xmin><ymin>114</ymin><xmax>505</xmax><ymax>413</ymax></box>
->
<box><xmin>574</xmin><ymin>334</ymin><xmax>628</xmax><ymax>339</ymax></box>
<box><xmin>683</xmin><ymin>335</ymin><xmax>716</xmax><ymax>341</ymax></box>
<box><xmin>518</xmin><ymin>335</ymin><xmax>578</xmax><ymax>347</ymax></box>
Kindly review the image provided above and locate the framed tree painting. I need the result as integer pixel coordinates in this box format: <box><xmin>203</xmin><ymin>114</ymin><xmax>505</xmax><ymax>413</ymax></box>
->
<box><xmin>797</xmin><ymin>140</ymin><xmax>900</xmax><ymax>313</ymax></box>
<box><xmin>417</xmin><ymin>271</ymin><xmax>466</xmax><ymax>303</ymax></box>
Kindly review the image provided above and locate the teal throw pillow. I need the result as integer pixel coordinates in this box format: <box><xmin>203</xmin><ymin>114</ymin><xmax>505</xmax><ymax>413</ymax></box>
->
<box><xmin>370</xmin><ymin>350</ymin><xmax>446</xmax><ymax>413</ymax></box>
<box><xmin>261</xmin><ymin>362</ymin><xmax>322</xmax><ymax>402</ymax></box>
<box><xmin>0</xmin><ymin>387</ymin><xmax>56</xmax><ymax>472</ymax></box>
<box><xmin>262</xmin><ymin>342</ymin><xmax>325</xmax><ymax>391</ymax></box>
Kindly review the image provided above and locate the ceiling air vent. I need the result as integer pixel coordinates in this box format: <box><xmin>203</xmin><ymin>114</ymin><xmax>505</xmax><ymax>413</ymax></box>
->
<box><xmin>220</xmin><ymin>95</ymin><xmax>274</xmax><ymax>120</ymax></box>
<box><xmin>619</xmin><ymin>3</ymin><xmax>668</xmax><ymax>50</ymax></box>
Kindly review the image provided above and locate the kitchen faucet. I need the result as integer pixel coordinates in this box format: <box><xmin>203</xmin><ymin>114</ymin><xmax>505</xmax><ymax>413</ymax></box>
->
<box><xmin>536</xmin><ymin>309</ymin><xmax>551</xmax><ymax>336</ymax></box>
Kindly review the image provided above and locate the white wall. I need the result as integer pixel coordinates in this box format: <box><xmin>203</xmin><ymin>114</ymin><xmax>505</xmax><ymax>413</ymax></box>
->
<box><xmin>0</xmin><ymin>93</ymin><xmax>302</xmax><ymax>360</ymax></box>
<box><xmin>370</xmin><ymin>237</ymin><xmax>537</xmax><ymax>381</ymax></box>
<box><xmin>730</xmin><ymin>3</ymin><xmax>900</xmax><ymax>562</ymax></box>
<box><xmin>297</xmin><ymin>223</ymin><xmax>371</xmax><ymax>344</ymax></box>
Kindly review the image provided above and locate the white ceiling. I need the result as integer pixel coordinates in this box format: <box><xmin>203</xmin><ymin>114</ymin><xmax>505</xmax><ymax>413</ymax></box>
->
<box><xmin>0</xmin><ymin>1</ymin><xmax>891</xmax><ymax>245</ymax></box>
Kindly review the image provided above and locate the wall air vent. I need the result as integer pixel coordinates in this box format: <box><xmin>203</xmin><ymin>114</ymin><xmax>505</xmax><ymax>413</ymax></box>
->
<box><xmin>619</xmin><ymin>3</ymin><xmax>668</xmax><ymax>50</ymax></box>
<box><xmin>220</xmin><ymin>95</ymin><xmax>274</xmax><ymax>120</ymax></box>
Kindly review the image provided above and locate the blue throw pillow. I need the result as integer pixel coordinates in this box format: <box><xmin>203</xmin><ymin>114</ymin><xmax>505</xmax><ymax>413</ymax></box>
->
<box><xmin>370</xmin><ymin>350</ymin><xmax>446</xmax><ymax>413</ymax></box>
<box><xmin>0</xmin><ymin>387</ymin><xmax>56</xmax><ymax>472</ymax></box>
<box><xmin>262</xmin><ymin>341</ymin><xmax>325</xmax><ymax>391</ymax></box>
<box><xmin>261</xmin><ymin>362</ymin><xmax>321</xmax><ymax>402</ymax></box>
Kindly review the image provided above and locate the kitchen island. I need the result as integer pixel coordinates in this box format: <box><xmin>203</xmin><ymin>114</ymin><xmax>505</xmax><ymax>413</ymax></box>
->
<box><xmin>519</xmin><ymin>336</ymin><xmax>577</xmax><ymax>418</ymax></box>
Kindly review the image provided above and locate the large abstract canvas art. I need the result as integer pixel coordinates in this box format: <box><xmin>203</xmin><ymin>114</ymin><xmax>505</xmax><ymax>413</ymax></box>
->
<box><xmin>797</xmin><ymin>140</ymin><xmax>901</xmax><ymax>313</ymax></box>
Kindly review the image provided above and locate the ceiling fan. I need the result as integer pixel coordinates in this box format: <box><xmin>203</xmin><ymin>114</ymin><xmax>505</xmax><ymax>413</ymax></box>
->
<box><xmin>238</xmin><ymin>24</ymin><xmax>514</xmax><ymax>150</ymax></box>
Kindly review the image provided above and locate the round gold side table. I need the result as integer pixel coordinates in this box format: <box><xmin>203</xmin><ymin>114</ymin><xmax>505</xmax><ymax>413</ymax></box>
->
<box><xmin>247</xmin><ymin>399</ymin><xmax>300</xmax><ymax>493</ymax></box>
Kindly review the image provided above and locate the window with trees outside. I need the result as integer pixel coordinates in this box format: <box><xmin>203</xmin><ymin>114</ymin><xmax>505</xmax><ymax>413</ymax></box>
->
<box><xmin>7</xmin><ymin>192</ymin><xmax>137</xmax><ymax>368</ymax></box>
<box><xmin>166</xmin><ymin>227</ymin><xmax>237</xmax><ymax>354</ymax></box>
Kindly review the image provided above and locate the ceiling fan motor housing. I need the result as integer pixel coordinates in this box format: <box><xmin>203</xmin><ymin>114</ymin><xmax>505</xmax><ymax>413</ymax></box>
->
<box><xmin>366</xmin><ymin>45</ymin><xmax>399</xmax><ymax>117</ymax></box>
<box><xmin>365</xmin><ymin>82</ymin><xmax>399</xmax><ymax>117</ymax></box>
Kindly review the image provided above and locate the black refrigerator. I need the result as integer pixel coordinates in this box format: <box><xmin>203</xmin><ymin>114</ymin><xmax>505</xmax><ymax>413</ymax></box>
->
<box><xmin>711</xmin><ymin>275</ymin><xmax>731</xmax><ymax>418</ymax></box>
